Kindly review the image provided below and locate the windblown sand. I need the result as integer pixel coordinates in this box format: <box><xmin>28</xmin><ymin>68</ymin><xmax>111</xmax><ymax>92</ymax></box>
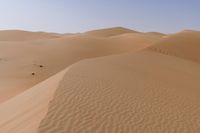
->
<box><xmin>0</xmin><ymin>68</ymin><xmax>68</xmax><ymax>133</ymax></box>
<box><xmin>38</xmin><ymin>50</ymin><xmax>200</xmax><ymax>133</ymax></box>
<box><xmin>0</xmin><ymin>27</ymin><xmax>200</xmax><ymax>133</ymax></box>
<box><xmin>0</xmin><ymin>27</ymin><xmax>162</xmax><ymax>103</ymax></box>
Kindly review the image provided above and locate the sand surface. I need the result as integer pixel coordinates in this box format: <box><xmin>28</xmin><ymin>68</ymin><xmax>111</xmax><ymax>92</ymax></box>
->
<box><xmin>149</xmin><ymin>30</ymin><xmax>200</xmax><ymax>62</ymax></box>
<box><xmin>0</xmin><ymin>27</ymin><xmax>162</xmax><ymax>103</ymax></box>
<box><xmin>1</xmin><ymin>27</ymin><xmax>200</xmax><ymax>133</ymax></box>
<box><xmin>38</xmin><ymin>50</ymin><xmax>200</xmax><ymax>133</ymax></box>
<box><xmin>0</xmin><ymin>68</ymin><xmax>68</xmax><ymax>133</ymax></box>
<box><xmin>0</xmin><ymin>30</ymin><xmax>61</xmax><ymax>41</ymax></box>
<box><xmin>38</xmin><ymin>30</ymin><xmax>200</xmax><ymax>132</ymax></box>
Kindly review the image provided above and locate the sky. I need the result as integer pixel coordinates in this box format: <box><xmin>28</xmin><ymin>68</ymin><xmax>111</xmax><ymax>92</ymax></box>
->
<box><xmin>0</xmin><ymin>0</ymin><xmax>199</xmax><ymax>33</ymax></box>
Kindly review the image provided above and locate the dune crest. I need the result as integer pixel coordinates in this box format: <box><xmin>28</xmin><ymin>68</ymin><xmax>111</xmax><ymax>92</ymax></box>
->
<box><xmin>84</xmin><ymin>27</ymin><xmax>139</xmax><ymax>37</ymax></box>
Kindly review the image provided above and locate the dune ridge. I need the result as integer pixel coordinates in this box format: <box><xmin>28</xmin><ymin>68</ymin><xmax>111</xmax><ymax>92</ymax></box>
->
<box><xmin>0</xmin><ymin>68</ymin><xmax>69</xmax><ymax>133</ymax></box>
<box><xmin>84</xmin><ymin>27</ymin><xmax>139</xmax><ymax>37</ymax></box>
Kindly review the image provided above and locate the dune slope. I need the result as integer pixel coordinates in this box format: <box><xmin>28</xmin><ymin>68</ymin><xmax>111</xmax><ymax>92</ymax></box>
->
<box><xmin>38</xmin><ymin>49</ymin><xmax>200</xmax><ymax>132</ymax></box>
<box><xmin>0</xmin><ymin>68</ymin><xmax>69</xmax><ymax>133</ymax></box>
<box><xmin>149</xmin><ymin>30</ymin><xmax>200</xmax><ymax>62</ymax></box>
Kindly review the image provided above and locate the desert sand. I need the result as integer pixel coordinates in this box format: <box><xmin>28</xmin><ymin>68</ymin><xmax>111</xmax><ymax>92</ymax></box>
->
<box><xmin>0</xmin><ymin>27</ymin><xmax>200</xmax><ymax>133</ymax></box>
<box><xmin>0</xmin><ymin>68</ymin><xmax>68</xmax><ymax>133</ymax></box>
<box><xmin>0</xmin><ymin>27</ymin><xmax>162</xmax><ymax>103</ymax></box>
<box><xmin>0</xmin><ymin>30</ymin><xmax>61</xmax><ymax>41</ymax></box>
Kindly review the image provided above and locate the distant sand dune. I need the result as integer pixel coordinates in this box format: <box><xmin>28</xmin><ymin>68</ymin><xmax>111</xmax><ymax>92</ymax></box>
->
<box><xmin>0</xmin><ymin>30</ymin><xmax>61</xmax><ymax>41</ymax></box>
<box><xmin>0</xmin><ymin>28</ymin><xmax>162</xmax><ymax>103</ymax></box>
<box><xmin>148</xmin><ymin>30</ymin><xmax>200</xmax><ymax>62</ymax></box>
<box><xmin>84</xmin><ymin>27</ymin><xmax>139</xmax><ymax>37</ymax></box>
<box><xmin>146</xmin><ymin>32</ymin><xmax>166</xmax><ymax>36</ymax></box>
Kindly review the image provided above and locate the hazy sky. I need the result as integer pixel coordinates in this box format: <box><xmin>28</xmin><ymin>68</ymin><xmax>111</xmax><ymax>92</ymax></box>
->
<box><xmin>0</xmin><ymin>0</ymin><xmax>199</xmax><ymax>33</ymax></box>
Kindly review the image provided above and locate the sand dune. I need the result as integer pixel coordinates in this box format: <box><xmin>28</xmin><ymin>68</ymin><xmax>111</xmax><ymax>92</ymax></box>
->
<box><xmin>1</xmin><ymin>27</ymin><xmax>200</xmax><ymax>133</ymax></box>
<box><xmin>146</xmin><ymin>32</ymin><xmax>166</xmax><ymax>37</ymax></box>
<box><xmin>149</xmin><ymin>30</ymin><xmax>200</xmax><ymax>62</ymax></box>
<box><xmin>0</xmin><ymin>28</ymin><xmax>162</xmax><ymax>103</ymax></box>
<box><xmin>38</xmin><ymin>50</ymin><xmax>200</xmax><ymax>133</ymax></box>
<box><xmin>84</xmin><ymin>27</ymin><xmax>139</xmax><ymax>37</ymax></box>
<box><xmin>38</xmin><ymin>30</ymin><xmax>200</xmax><ymax>132</ymax></box>
<box><xmin>0</xmin><ymin>30</ymin><xmax>61</xmax><ymax>41</ymax></box>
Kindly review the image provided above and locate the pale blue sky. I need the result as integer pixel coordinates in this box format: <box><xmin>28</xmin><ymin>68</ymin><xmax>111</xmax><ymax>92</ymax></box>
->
<box><xmin>0</xmin><ymin>0</ymin><xmax>199</xmax><ymax>33</ymax></box>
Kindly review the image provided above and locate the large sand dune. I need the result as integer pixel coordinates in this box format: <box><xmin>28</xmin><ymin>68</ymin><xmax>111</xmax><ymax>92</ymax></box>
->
<box><xmin>0</xmin><ymin>27</ymin><xmax>200</xmax><ymax>133</ymax></box>
<box><xmin>149</xmin><ymin>30</ymin><xmax>200</xmax><ymax>62</ymax></box>
<box><xmin>38</xmin><ymin>30</ymin><xmax>200</xmax><ymax>132</ymax></box>
<box><xmin>0</xmin><ymin>27</ymin><xmax>163</xmax><ymax>103</ymax></box>
<box><xmin>38</xmin><ymin>51</ymin><xmax>200</xmax><ymax>133</ymax></box>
